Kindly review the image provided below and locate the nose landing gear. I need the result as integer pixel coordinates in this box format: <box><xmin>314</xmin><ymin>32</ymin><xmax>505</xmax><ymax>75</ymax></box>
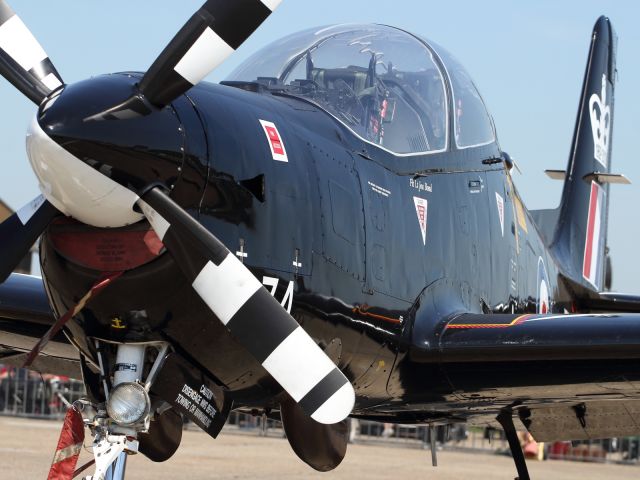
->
<box><xmin>58</xmin><ymin>341</ymin><xmax>170</xmax><ymax>480</ymax></box>
<box><xmin>88</xmin><ymin>435</ymin><xmax>137</xmax><ymax>480</ymax></box>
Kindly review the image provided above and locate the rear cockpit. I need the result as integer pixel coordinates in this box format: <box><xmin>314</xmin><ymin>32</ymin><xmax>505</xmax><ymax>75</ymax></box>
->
<box><xmin>227</xmin><ymin>24</ymin><xmax>496</xmax><ymax>156</ymax></box>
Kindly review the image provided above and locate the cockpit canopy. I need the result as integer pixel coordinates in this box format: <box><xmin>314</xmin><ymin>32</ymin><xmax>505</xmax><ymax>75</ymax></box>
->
<box><xmin>227</xmin><ymin>24</ymin><xmax>495</xmax><ymax>156</ymax></box>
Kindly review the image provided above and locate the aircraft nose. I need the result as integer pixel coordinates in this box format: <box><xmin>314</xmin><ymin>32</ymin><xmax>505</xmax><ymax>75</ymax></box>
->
<box><xmin>27</xmin><ymin>112</ymin><xmax>145</xmax><ymax>228</ymax></box>
<box><xmin>27</xmin><ymin>75</ymin><xmax>186</xmax><ymax>228</ymax></box>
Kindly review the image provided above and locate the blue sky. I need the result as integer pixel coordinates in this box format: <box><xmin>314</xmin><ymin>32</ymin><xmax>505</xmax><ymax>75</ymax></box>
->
<box><xmin>1</xmin><ymin>1</ymin><xmax>638</xmax><ymax>292</ymax></box>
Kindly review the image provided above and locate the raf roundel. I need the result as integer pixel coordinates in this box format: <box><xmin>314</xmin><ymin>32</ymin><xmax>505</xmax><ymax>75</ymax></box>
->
<box><xmin>537</xmin><ymin>257</ymin><xmax>550</xmax><ymax>314</ymax></box>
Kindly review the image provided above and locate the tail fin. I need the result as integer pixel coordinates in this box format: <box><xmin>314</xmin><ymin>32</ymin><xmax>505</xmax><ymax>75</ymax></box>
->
<box><xmin>551</xmin><ymin>16</ymin><xmax>618</xmax><ymax>292</ymax></box>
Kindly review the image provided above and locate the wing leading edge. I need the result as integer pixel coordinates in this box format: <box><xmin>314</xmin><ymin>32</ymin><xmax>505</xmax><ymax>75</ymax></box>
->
<box><xmin>0</xmin><ymin>273</ymin><xmax>79</xmax><ymax>377</ymax></box>
<box><xmin>441</xmin><ymin>312</ymin><xmax>640</xmax><ymax>361</ymax></box>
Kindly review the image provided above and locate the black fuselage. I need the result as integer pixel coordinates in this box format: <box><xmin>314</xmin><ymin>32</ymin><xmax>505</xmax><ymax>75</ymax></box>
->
<box><xmin>40</xmin><ymin>76</ymin><xmax>626</xmax><ymax>423</ymax></box>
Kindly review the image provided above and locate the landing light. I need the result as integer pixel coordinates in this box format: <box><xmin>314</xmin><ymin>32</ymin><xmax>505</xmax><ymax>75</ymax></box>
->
<box><xmin>106</xmin><ymin>382</ymin><xmax>150</xmax><ymax>426</ymax></box>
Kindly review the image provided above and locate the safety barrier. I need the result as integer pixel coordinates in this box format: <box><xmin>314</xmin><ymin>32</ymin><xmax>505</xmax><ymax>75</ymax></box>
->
<box><xmin>0</xmin><ymin>366</ymin><xmax>84</xmax><ymax>418</ymax></box>
<box><xmin>1</xmin><ymin>366</ymin><xmax>639</xmax><ymax>465</ymax></box>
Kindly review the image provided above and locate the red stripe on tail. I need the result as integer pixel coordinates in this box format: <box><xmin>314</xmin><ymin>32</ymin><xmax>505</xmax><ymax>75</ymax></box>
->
<box><xmin>582</xmin><ymin>182</ymin><xmax>599</xmax><ymax>281</ymax></box>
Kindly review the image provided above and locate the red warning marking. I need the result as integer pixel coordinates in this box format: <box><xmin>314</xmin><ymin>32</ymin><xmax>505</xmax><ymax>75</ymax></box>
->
<box><xmin>265</xmin><ymin>126</ymin><xmax>284</xmax><ymax>155</ymax></box>
<box><xmin>47</xmin><ymin>407</ymin><xmax>84</xmax><ymax>480</ymax></box>
<box><xmin>23</xmin><ymin>271</ymin><xmax>123</xmax><ymax>368</ymax></box>
<box><xmin>259</xmin><ymin>119</ymin><xmax>288</xmax><ymax>162</ymax></box>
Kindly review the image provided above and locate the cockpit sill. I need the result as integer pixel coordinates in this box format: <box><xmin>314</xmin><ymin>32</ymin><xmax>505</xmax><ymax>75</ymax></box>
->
<box><xmin>221</xmin><ymin>78</ymin><xmax>503</xmax><ymax>175</ymax></box>
<box><xmin>222</xmin><ymin>78</ymin><xmax>448</xmax><ymax>158</ymax></box>
<box><xmin>224</xmin><ymin>24</ymin><xmax>500</xmax><ymax>170</ymax></box>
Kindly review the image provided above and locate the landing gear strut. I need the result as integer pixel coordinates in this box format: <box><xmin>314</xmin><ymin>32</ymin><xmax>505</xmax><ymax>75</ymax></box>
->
<box><xmin>496</xmin><ymin>409</ymin><xmax>530</xmax><ymax>480</ymax></box>
<box><xmin>90</xmin><ymin>439</ymin><xmax>135</xmax><ymax>480</ymax></box>
<box><xmin>76</xmin><ymin>341</ymin><xmax>169</xmax><ymax>480</ymax></box>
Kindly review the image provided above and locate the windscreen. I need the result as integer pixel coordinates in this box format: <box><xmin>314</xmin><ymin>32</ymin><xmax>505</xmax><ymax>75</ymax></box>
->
<box><xmin>227</xmin><ymin>25</ymin><xmax>448</xmax><ymax>155</ymax></box>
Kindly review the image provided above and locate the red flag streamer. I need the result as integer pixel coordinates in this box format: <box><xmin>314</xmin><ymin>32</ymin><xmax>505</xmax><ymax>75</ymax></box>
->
<box><xmin>23</xmin><ymin>271</ymin><xmax>124</xmax><ymax>368</ymax></box>
<box><xmin>47</xmin><ymin>407</ymin><xmax>85</xmax><ymax>480</ymax></box>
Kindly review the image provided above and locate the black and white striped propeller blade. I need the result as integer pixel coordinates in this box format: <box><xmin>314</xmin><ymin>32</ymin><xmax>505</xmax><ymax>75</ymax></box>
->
<box><xmin>0</xmin><ymin>195</ymin><xmax>58</xmax><ymax>284</ymax></box>
<box><xmin>138</xmin><ymin>187</ymin><xmax>354</xmax><ymax>425</ymax></box>
<box><xmin>0</xmin><ymin>1</ymin><xmax>63</xmax><ymax>104</ymax></box>
<box><xmin>139</xmin><ymin>0</ymin><xmax>281</xmax><ymax>107</ymax></box>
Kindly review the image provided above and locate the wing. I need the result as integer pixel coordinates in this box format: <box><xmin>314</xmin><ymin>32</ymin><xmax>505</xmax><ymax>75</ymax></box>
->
<box><xmin>583</xmin><ymin>292</ymin><xmax>640</xmax><ymax>313</ymax></box>
<box><xmin>439</xmin><ymin>312</ymin><xmax>640</xmax><ymax>441</ymax></box>
<box><xmin>0</xmin><ymin>273</ymin><xmax>79</xmax><ymax>378</ymax></box>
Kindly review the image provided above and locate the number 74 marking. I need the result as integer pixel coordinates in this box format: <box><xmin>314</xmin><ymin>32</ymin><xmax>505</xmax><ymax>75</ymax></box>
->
<box><xmin>262</xmin><ymin>276</ymin><xmax>294</xmax><ymax>314</ymax></box>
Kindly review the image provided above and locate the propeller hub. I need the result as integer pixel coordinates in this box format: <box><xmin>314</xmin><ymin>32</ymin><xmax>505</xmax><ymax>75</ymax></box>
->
<box><xmin>26</xmin><ymin>113</ymin><xmax>144</xmax><ymax>228</ymax></box>
<box><xmin>26</xmin><ymin>74</ymin><xmax>186</xmax><ymax>228</ymax></box>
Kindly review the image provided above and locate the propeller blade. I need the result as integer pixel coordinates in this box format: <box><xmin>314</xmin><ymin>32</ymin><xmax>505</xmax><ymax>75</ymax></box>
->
<box><xmin>0</xmin><ymin>1</ymin><xmax>63</xmax><ymax>104</ymax></box>
<box><xmin>0</xmin><ymin>195</ymin><xmax>58</xmax><ymax>284</ymax></box>
<box><xmin>138</xmin><ymin>187</ymin><xmax>354</xmax><ymax>424</ymax></box>
<box><xmin>139</xmin><ymin>0</ymin><xmax>281</xmax><ymax>107</ymax></box>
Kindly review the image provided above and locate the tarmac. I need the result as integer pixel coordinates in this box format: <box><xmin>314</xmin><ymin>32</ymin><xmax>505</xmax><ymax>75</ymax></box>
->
<box><xmin>1</xmin><ymin>416</ymin><xmax>638</xmax><ymax>479</ymax></box>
